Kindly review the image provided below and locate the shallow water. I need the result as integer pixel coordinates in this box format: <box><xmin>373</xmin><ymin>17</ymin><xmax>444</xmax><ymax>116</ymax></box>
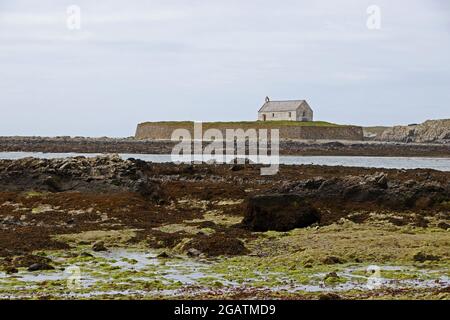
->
<box><xmin>0</xmin><ymin>249</ymin><xmax>448</xmax><ymax>299</ymax></box>
<box><xmin>1</xmin><ymin>152</ymin><xmax>449</xmax><ymax>171</ymax></box>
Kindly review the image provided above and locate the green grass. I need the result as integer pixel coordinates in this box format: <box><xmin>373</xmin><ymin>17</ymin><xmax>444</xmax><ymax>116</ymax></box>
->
<box><xmin>139</xmin><ymin>120</ymin><xmax>345</xmax><ymax>127</ymax></box>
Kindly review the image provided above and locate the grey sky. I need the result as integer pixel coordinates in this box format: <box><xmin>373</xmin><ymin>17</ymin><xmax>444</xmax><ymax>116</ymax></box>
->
<box><xmin>0</xmin><ymin>0</ymin><xmax>449</xmax><ymax>137</ymax></box>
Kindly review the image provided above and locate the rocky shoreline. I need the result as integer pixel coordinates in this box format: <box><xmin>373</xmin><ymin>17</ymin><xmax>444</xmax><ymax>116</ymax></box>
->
<box><xmin>376</xmin><ymin>119</ymin><xmax>450</xmax><ymax>144</ymax></box>
<box><xmin>0</xmin><ymin>136</ymin><xmax>449</xmax><ymax>157</ymax></box>
<box><xmin>0</xmin><ymin>155</ymin><xmax>163</xmax><ymax>199</ymax></box>
<box><xmin>0</xmin><ymin>155</ymin><xmax>449</xmax><ymax>299</ymax></box>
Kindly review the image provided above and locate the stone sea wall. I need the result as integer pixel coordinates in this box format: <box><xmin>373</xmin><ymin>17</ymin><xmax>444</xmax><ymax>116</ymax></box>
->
<box><xmin>135</xmin><ymin>122</ymin><xmax>364</xmax><ymax>141</ymax></box>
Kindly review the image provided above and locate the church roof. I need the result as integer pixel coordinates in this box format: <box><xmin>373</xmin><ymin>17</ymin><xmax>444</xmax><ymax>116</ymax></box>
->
<box><xmin>258</xmin><ymin>100</ymin><xmax>311</xmax><ymax>113</ymax></box>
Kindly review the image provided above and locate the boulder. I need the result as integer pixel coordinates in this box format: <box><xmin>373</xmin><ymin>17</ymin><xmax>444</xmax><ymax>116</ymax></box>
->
<box><xmin>92</xmin><ymin>241</ymin><xmax>108</xmax><ymax>252</ymax></box>
<box><xmin>11</xmin><ymin>254</ymin><xmax>52</xmax><ymax>268</ymax></box>
<box><xmin>186</xmin><ymin>248</ymin><xmax>202</xmax><ymax>257</ymax></box>
<box><xmin>157</xmin><ymin>251</ymin><xmax>171</xmax><ymax>259</ymax></box>
<box><xmin>324</xmin><ymin>272</ymin><xmax>340</xmax><ymax>281</ymax></box>
<box><xmin>322</xmin><ymin>256</ymin><xmax>344</xmax><ymax>265</ymax></box>
<box><xmin>242</xmin><ymin>194</ymin><xmax>321</xmax><ymax>231</ymax></box>
<box><xmin>437</xmin><ymin>221</ymin><xmax>450</xmax><ymax>230</ymax></box>
<box><xmin>28</xmin><ymin>263</ymin><xmax>55</xmax><ymax>272</ymax></box>
<box><xmin>413</xmin><ymin>252</ymin><xmax>440</xmax><ymax>262</ymax></box>
<box><xmin>79</xmin><ymin>252</ymin><xmax>94</xmax><ymax>258</ymax></box>
<box><xmin>4</xmin><ymin>266</ymin><xmax>19</xmax><ymax>274</ymax></box>
<box><xmin>184</xmin><ymin>234</ymin><xmax>249</xmax><ymax>257</ymax></box>
<box><xmin>318</xmin><ymin>293</ymin><xmax>342</xmax><ymax>300</ymax></box>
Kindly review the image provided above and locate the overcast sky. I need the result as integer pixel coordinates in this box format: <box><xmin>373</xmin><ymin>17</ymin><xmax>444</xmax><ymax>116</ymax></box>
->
<box><xmin>0</xmin><ymin>0</ymin><xmax>449</xmax><ymax>137</ymax></box>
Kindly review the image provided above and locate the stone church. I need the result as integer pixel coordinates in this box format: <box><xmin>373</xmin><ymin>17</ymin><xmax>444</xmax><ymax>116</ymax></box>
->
<box><xmin>258</xmin><ymin>97</ymin><xmax>313</xmax><ymax>122</ymax></box>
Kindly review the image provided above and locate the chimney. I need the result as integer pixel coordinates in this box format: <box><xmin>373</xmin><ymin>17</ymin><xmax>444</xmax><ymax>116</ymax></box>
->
<box><xmin>265</xmin><ymin>96</ymin><xmax>270</xmax><ymax>103</ymax></box>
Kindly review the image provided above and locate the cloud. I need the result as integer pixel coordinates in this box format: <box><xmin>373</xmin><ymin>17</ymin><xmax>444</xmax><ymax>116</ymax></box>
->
<box><xmin>0</xmin><ymin>0</ymin><xmax>449</xmax><ymax>136</ymax></box>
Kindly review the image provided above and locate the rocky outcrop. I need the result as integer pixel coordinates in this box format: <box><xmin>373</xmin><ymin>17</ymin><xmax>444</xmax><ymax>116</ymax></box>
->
<box><xmin>242</xmin><ymin>194</ymin><xmax>321</xmax><ymax>231</ymax></box>
<box><xmin>276</xmin><ymin>172</ymin><xmax>450</xmax><ymax>211</ymax></box>
<box><xmin>241</xmin><ymin>172</ymin><xmax>450</xmax><ymax>231</ymax></box>
<box><xmin>0</xmin><ymin>155</ymin><xmax>163</xmax><ymax>201</ymax></box>
<box><xmin>377</xmin><ymin>119</ymin><xmax>450</xmax><ymax>143</ymax></box>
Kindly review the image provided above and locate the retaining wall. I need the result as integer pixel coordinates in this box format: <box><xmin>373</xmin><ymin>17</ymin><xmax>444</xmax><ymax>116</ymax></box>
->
<box><xmin>135</xmin><ymin>122</ymin><xmax>364</xmax><ymax>141</ymax></box>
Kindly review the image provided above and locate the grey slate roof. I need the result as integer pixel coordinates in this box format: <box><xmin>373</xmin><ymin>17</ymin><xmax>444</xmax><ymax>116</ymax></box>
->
<box><xmin>258</xmin><ymin>100</ymin><xmax>308</xmax><ymax>113</ymax></box>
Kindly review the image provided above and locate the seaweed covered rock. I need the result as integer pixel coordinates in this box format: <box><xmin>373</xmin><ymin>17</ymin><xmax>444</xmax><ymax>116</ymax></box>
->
<box><xmin>242</xmin><ymin>194</ymin><xmax>321</xmax><ymax>231</ymax></box>
<box><xmin>0</xmin><ymin>155</ymin><xmax>165</xmax><ymax>202</ymax></box>
<box><xmin>10</xmin><ymin>254</ymin><xmax>53</xmax><ymax>268</ymax></box>
<box><xmin>183</xmin><ymin>233</ymin><xmax>249</xmax><ymax>257</ymax></box>
<box><xmin>28</xmin><ymin>262</ymin><xmax>55</xmax><ymax>272</ymax></box>
<box><xmin>276</xmin><ymin>172</ymin><xmax>450</xmax><ymax>212</ymax></box>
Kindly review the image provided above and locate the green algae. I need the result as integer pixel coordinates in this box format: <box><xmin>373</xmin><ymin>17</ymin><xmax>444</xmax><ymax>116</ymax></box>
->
<box><xmin>121</xmin><ymin>258</ymin><xmax>138</xmax><ymax>265</ymax></box>
<box><xmin>1</xmin><ymin>213</ymin><xmax>449</xmax><ymax>299</ymax></box>
<box><xmin>53</xmin><ymin>229</ymin><xmax>139</xmax><ymax>246</ymax></box>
